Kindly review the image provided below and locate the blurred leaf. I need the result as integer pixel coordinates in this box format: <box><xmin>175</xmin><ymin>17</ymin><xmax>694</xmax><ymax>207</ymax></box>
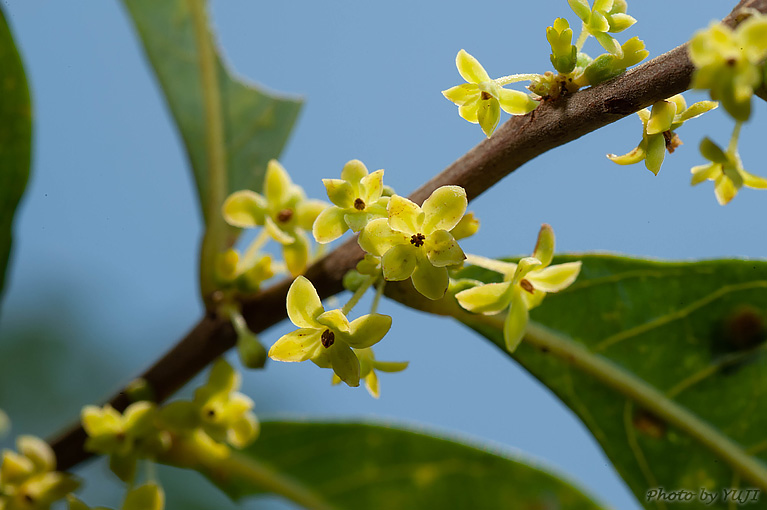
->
<box><xmin>208</xmin><ymin>421</ymin><xmax>606</xmax><ymax>510</ymax></box>
<box><xmin>0</xmin><ymin>6</ymin><xmax>32</xmax><ymax>313</ymax></box>
<box><xmin>451</xmin><ymin>255</ymin><xmax>767</xmax><ymax>507</ymax></box>
<box><xmin>121</xmin><ymin>0</ymin><xmax>302</xmax><ymax>222</ymax></box>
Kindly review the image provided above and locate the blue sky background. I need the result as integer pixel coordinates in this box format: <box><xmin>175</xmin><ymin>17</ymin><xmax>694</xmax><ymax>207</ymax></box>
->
<box><xmin>1</xmin><ymin>1</ymin><xmax>765</xmax><ymax>509</ymax></box>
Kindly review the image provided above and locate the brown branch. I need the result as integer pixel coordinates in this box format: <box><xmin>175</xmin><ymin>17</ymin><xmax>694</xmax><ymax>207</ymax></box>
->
<box><xmin>49</xmin><ymin>0</ymin><xmax>766</xmax><ymax>471</ymax></box>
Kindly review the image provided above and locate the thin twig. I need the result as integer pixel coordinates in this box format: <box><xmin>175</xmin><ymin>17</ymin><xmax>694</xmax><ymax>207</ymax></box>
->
<box><xmin>49</xmin><ymin>0</ymin><xmax>767</xmax><ymax>472</ymax></box>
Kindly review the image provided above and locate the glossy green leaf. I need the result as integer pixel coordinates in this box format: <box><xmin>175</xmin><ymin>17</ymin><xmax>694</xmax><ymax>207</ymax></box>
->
<box><xmin>0</xmin><ymin>6</ymin><xmax>32</xmax><ymax>313</ymax></box>
<box><xmin>452</xmin><ymin>255</ymin><xmax>767</xmax><ymax>506</ymax></box>
<box><xmin>121</xmin><ymin>0</ymin><xmax>302</xmax><ymax>220</ymax></box>
<box><xmin>207</xmin><ymin>421</ymin><xmax>605</xmax><ymax>510</ymax></box>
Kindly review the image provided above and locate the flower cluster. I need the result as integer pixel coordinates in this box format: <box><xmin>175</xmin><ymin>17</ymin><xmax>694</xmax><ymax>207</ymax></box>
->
<box><xmin>80</xmin><ymin>359</ymin><xmax>258</xmax><ymax>484</ymax></box>
<box><xmin>456</xmin><ymin>225</ymin><xmax>581</xmax><ymax>352</ymax></box>
<box><xmin>443</xmin><ymin>0</ymin><xmax>647</xmax><ymax>135</ymax></box>
<box><xmin>689</xmin><ymin>13</ymin><xmax>767</xmax><ymax>121</ymax></box>
<box><xmin>0</xmin><ymin>435</ymin><xmax>78</xmax><ymax>510</ymax></box>
<box><xmin>608</xmin><ymin>94</ymin><xmax>718</xmax><ymax>175</ymax></box>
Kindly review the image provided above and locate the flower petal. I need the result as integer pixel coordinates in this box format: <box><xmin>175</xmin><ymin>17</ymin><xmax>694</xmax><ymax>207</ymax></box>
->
<box><xmin>690</xmin><ymin>163</ymin><xmax>719</xmax><ymax>185</ymax></box>
<box><xmin>607</xmin><ymin>141</ymin><xmax>646</xmax><ymax>165</ymax></box>
<box><xmin>455</xmin><ymin>281</ymin><xmax>513</xmax><ymax>314</ymax></box>
<box><xmin>316</xmin><ymin>309</ymin><xmax>351</xmax><ymax>334</ymax></box>
<box><xmin>388</xmin><ymin>195</ymin><xmax>423</xmax><ymax>234</ymax></box>
<box><xmin>646</xmin><ymin>100</ymin><xmax>677</xmax><ymax>135</ymax></box>
<box><xmin>742</xmin><ymin>169</ymin><xmax>767</xmax><ymax>189</ymax></box>
<box><xmin>458</xmin><ymin>97</ymin><xmax>480</xmax><ymax>123</ymax></box>
<box><xmin>343</xmin><ymin>314</ymin><xmax>392</xmax><ymax>349</ymax></box>
<box><xmin>442</xmin><ymin>83</ymin><xmax>479</xmax><ymax>105</ymax></box>
<box><xmin>282</xmin><ymin>230</ymin><xmax>310</xmax><ymax>276</ymax></box>
<box><xmin>312</xmin><ymin>206</ymin><xmax>348</xmax><ymax>244</ymax></box>
<box><xmin>344</xmin><ymin>212</ymin><xmax>373</xmax><ymax>233</ymax></box>
<box><xmin>227</xmin><ymin>414</ymin><xmax>259</xmax><ymax>448</ymax></box>
<box><xmin>421</xmin><ymin>185</ymin><xmax>468</xmax><ymax>233</ymax></box>
<box><xmin>382</xmin><ymin>243</ymin><xmax>418</xmax><ymax>281</ymax></box>
<box><xmin>714</xmin><ymin>174</ymin><xmax>738</xmax><ymax>205</ymax></box>
<box><xmin>265</xmin><ymin>216</ymin><xmax>295</xmax><ymax>245</ymax></box>
<box><xmin>359</xmin><ymin>218</ymin><xmax>410</xmax><ymax>257</ymax></box>
<box><xmin>360</xmin><ymin>169</ymin><xmax>385</xmax><ymax>203</ymax></box>
<box><xmin>330</xmin><ymin>344</ymin><xmax>360</xmax><ymax>387</ymax></box>
<box><xmin>222</xmin><ymin>190</ymin><xmax>267</xmax><ymax>228</ymax></box>
<box><xmin>425</xmin><ymin>230</ymin><xmax>465</xmax><ymax>267</ymax></box>
<box><xmin>286</xmin><ymin>275</ymin><xmax>324</xmax><ymax>328</ymax></box>
<box><xmin>340</xmin><ymin>159</ymin><xmax>368</xmax><ymax>186</ymax></box>
<box><xmin>365</xmin><ymin>371</ymin><xmax>380</xmax><ymax>399</ymax></box>
<box><xmin>644</xmin><ymin>134</ymin><xmax>667</xmax><ymax>176</ymax></box>
<box><xmin>264</xmin><ymin>160</ymin><xmax>293</xmax><ymax>207</ymax></box>
<box><xmin>268</xmin><ymin>328</ymin><xmax>322</xmax><ymax>362</ymax></box>
<box><xmin>504</xmin><ymin>290</ymin><xmax>529</xmax><ymax>352</ymax></box>
<box><xmin>497</xmin><ymin>88</ymin><xmax>537</xmax><ymax>115</ymax></box>
<box><xmin>532</xmin><ymin>224</ymin><xmax>555</xmax><ymax>268</ymax></box>
<box><xmin>450</xmin><ymin>211</ymin><xmax>480</xmax><ymax>240</ymax></box>
<box><xmin>323</xmin><ymin>179</ymin><xmax>355</xmax><ymax>208</ymax></box>
<box><xmin>411</xmin><ymin>261</ymin><xmax>449</xmax><ymax>300</ymax></box>
<box><xmin>456</xmin><ymin>49</ymin><xmax>491</xmax><ymax>84</ymax></box>
<box><xmin>511</xmin><ymin>257</ymin><xmax>543</xmax><ymax>285</ymax></box>
<box><xmin>373</xmin><ymin>360</ymin><xmax>409</xmax><ymax>372</ymax></box>
<box><xmin>477</xmin><ymin>98</ymin><xmax>501</xmax><ymax>137</ymax></box>
<box><xmin>527</xmin><ymin>261</ymin><xmax>582</xmax><ymax>292</ymax></box>
<box><xmin>296</xmin><ymin>199</ymin><xmax>328</xmax><ymax>231</ymax></box>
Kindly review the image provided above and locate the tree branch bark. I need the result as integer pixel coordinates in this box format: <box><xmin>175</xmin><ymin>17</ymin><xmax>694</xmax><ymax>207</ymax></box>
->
<box><xmin>49</xmin><ymin>0</ymin><xmax>767</xmax><ymax>471</ymax></box>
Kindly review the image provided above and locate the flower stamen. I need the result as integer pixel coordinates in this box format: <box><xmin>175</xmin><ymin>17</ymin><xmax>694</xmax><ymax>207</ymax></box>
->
<box><xmin>277</xmin><ymin>208</ymin><xmax>293</xmax><ymax>223</ymax></box>
<box><xmin>520</xmin><ymin>278</ymin><xmax>535</xmax><ymax>294</ymax></box>
<box><xmin>321</xmin><ymin>329</ymin><xmax>335</xmax><ymax>348</ymax></box>
<box><xmin>354</xmin><ymin>198</ymin><xmax>366</xmax><ymax>210</ymax></box>
<box><xmin>410</xmin><ymin>233</ymin><xmax>426</xmax><ymax>248</ymax></box>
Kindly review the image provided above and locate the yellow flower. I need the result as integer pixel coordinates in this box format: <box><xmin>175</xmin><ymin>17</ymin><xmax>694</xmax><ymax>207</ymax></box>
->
<box><xmin>442</xmin><ymin>50</ymin><xmax>537</xmax><ymax>137</ymax></box>
<box><xmin>359</xmin><ymin>186</ymin><xmax>468</xmax><ymax>300</ymax></box>
<box><xmin>455</xmin><ymin>225</ymin><xmax>581</xmax><ymax>352</ymax></box>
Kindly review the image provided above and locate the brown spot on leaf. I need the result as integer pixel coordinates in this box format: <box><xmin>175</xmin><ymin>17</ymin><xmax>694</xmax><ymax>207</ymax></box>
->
<box><xmin>633</xmin><ymin>409</ymin><xmax>666</xmax><ymax>439</ymax></box>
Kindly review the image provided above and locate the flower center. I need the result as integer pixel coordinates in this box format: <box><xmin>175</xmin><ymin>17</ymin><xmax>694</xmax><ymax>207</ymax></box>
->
<box><xmin>520</xmin><ymin>279</ymin><xmax>535</xmax><ymax>294</ymax></box>
<box><xmin>321</xmin><ymin>329</ymin><xmax>335</xmax><ymax>348</ymax></box>
<box><xmin>353</xmin><ymin>198</ymin><xmax>366</xmax><ymax>210</ymax></box>
<box><xmin>480</xmin><ymin>91</ymin><xmax>492</xmax><ymax>100</ymax></box>
<box><xmin>277</xmin><ymin>209</ymin><xmax>293</xmax><ymax>223</ymax></box>
<box><xmin>663</xmin><ymin>131</ymin><xmax>682</xmax><ymax>153</ymax></box>
<box><xmin>410</xmin><ymin>233</ymin><xmax>426</xmax><ymax>248</ymax></box>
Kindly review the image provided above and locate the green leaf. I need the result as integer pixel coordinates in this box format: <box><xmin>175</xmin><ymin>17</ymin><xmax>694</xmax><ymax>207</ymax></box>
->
<box><xmin>205</xmin><ymin>421</ymin><xmax>606</xmax><ymax>510</ymax></box>
<box><xmin>122</xmin><ymin>0</ymin><xmax>301</xmax><ymax>214</ymax></box>
<box><xmin>452</xmin><ymin>255</ymin><xmax>767</xmax><ymax>505</ymax></box>
<box><xmin>0</xmin><ymin>6</ymin><xmax>32</xmax><ymax>313</ymax></box>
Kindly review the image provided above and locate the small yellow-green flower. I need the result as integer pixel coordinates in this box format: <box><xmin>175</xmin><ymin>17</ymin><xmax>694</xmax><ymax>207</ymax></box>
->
<box><xmin>691</xmin><ymin>137</ymin><xmax>767</xmax><ymax>205</ymax></box>
<box><xmin>161</xmin><ymin>359</ymin><xmax>259</xmax><ymax>451</ymax></box>
<box><xmin>690</xmin><ymin>14</ymin><xmax>767</xmax><ymax>121</ymax></box>
<box><xmin>269</xmin><ymin>276</ymin><xmax>392</xmax><ymax>387</ymax></box>
<box><xmin>455</xmin><ymin>225</ymin><xmax>581</xmax><ymax>352</ymax></box>
<box><xmin>332</xmin><ymin>348</ymin><xmax>408</xmax><ymax>398</ymax></box>
<box><xmin>608</xmin><ymin>94</ymin><xmax>718</xmax><ymax>174</ymax></box>
<box><xmin>569</xmin><ymin>0</ymin><xmax>636</xmax><ymax>57</ymax></box>
<box><xmin>442</xmin><ymin>50</ymin><xmax>538</xmax><ymax>137</ymax></box>
<box><xmin>313</xmin><ymin>160</ymin><xmax>389</xmax><ymax>243</ymax></box>
<box><xmin>222</xmin><ymin>160</ymin><xmax>326</xmax><ymax>276</ymax></box>
<box><xmin>81</xmin><ymin>403</ymin><xmax>156</xmax><ymax>458</ymax></box>
<box><xmin>0</xmin><ymin>436</ymin><xmax>79</xmax><ymax>510</ymax></box>
<box><xmin>359</xmin><ymin>186</ymin><xmax>468</xmax><ymax>300</ymax></box>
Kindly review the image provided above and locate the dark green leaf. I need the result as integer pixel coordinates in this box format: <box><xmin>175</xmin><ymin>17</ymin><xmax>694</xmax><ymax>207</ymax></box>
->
<box><xmin>0</xmin><ymin>6</ymin><xmax>32</xmax><ymax>313</ymax></box>
<box><xmin>453</xmin><ymin>255</ymin><xmax>767</xmax><ymax>508</ymax></box>
<box><xmin>209</xmin><ymin>421</ymin><xmax>606</xmax><ymax>510</ymax></box>
<box><xmin>121</xmin><ymin>0</ymin><xmax>302</xmax><ymax>220</ymax></box>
